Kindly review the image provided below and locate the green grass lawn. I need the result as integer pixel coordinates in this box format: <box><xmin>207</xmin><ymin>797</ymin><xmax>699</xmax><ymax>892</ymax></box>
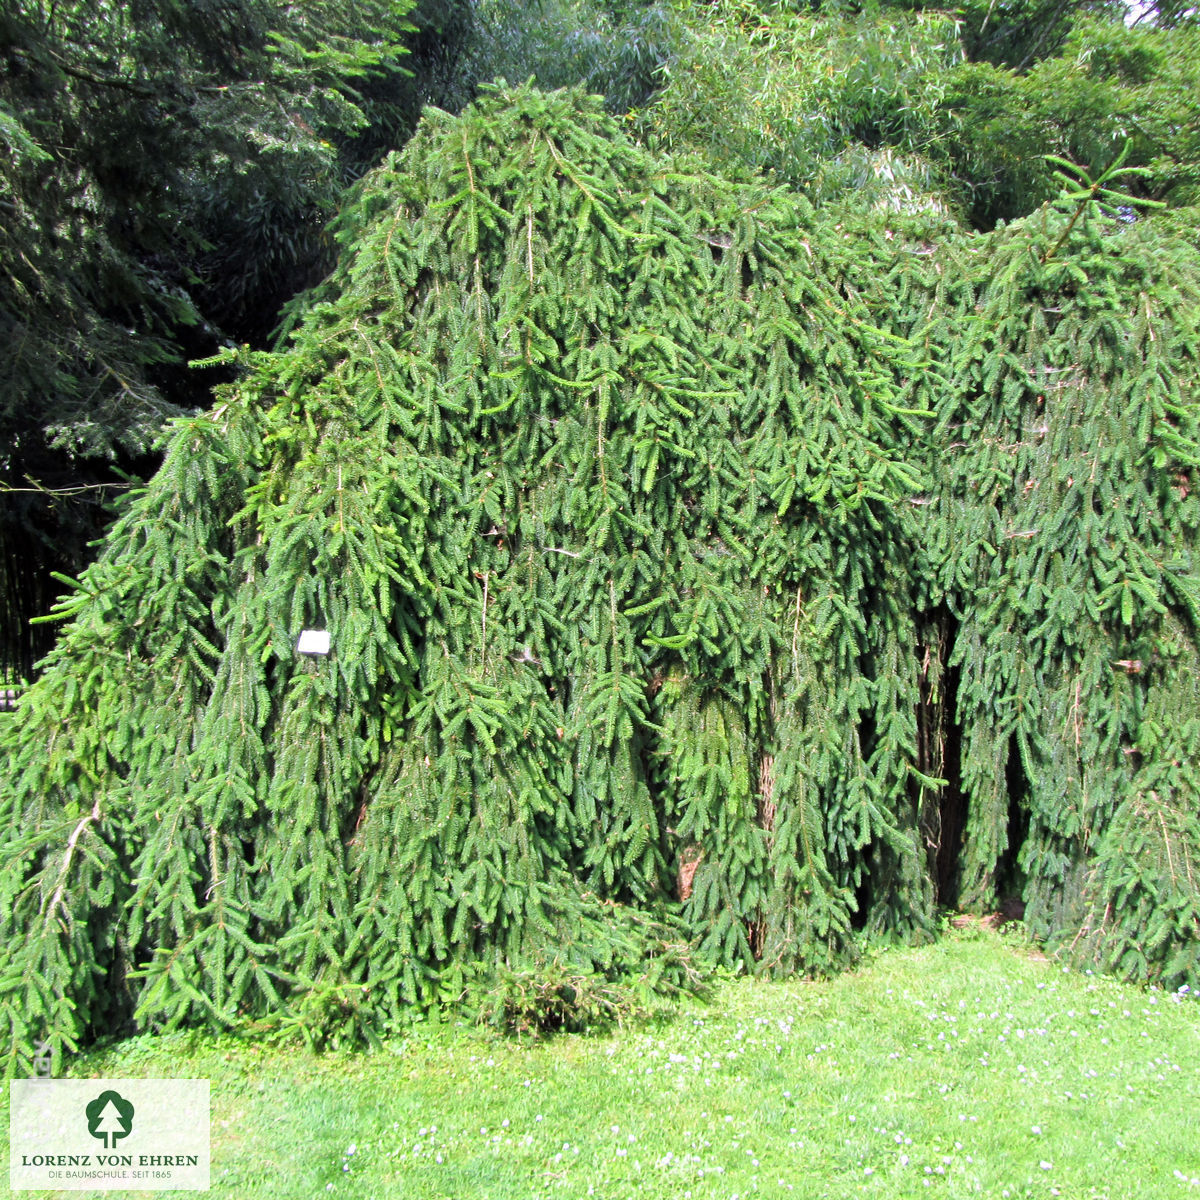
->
<box><xmin>5</xmin><ymin>926</ymin><xmax>1199</xmax><ymax>1199</ymax></box>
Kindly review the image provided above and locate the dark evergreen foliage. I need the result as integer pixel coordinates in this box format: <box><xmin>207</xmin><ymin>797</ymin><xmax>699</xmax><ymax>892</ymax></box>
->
<box><xmin>2</xmin><ymin>87</ymin><xmax>1198</xmax><ymax>1073</ymax></box>
<box><xmin>847</xmin><ymin>185</ymin><xmax>1200</xmax><ymax>984</ymax></box>
<box><xmin>0</xmin><ymin>0</ymin><xmax>467</xmax><ymax>679</ymax></box>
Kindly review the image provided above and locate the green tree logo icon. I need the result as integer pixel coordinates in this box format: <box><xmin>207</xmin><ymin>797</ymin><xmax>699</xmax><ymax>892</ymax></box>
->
<box><xmin>85</xmin><ymin>1090</ymin><xmax>135</xmax><ymax>1149</ymax></box>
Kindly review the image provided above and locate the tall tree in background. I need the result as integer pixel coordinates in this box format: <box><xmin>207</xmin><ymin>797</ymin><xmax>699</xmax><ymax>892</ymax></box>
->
<box><xmin>0</xmin><ymin>0</ymin><xmax>471</xmax><ymax>678</ymax></box>
<box><xmin>638</xmin><ymin>0</ymin><xmax>1200</xmax><ymax>225</ymax></box>
<box><xmin>453</xmin><ymin>0</ymin><xmax>674</xmax><ymax>115</ymax></box>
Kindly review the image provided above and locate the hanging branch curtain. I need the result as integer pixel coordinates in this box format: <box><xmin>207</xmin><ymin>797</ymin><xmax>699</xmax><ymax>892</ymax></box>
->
<box><xmin>2</xmin><ymin>86</ymin><xmax>1199</xmax><ymax>1075</ymax></box>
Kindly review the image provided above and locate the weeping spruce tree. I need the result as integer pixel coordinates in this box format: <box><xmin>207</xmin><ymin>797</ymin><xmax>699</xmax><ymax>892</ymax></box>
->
<box><xmin>880</xmin><ymin>186</ymin><xmax>1200</xmax><ymax>983</ymax></box>
<box><xmin>2</xmin><ymin>88</ymin><xmax>1199</xmax><ymax>1073</ymax></box>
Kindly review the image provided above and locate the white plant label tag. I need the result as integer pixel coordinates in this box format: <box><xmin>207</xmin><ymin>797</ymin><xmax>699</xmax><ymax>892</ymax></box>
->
<box><xmin>296</xmin><ymin>630</ymin><xmax>331</xmax><ymax>655</ymax></box>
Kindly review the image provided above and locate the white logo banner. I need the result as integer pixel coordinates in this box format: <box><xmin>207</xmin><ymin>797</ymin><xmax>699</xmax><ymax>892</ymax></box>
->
<box><xmin>10</xmin><ymin>1079</ymin><xmax>210</xmax><ymax>1191</ymax></box>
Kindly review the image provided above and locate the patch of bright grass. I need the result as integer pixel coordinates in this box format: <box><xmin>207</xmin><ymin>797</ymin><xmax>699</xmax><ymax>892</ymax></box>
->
<box><xmin>4</xmin><ymin>928</ymin><xmax>1199</xmax><ymax>1199</ymax></box>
